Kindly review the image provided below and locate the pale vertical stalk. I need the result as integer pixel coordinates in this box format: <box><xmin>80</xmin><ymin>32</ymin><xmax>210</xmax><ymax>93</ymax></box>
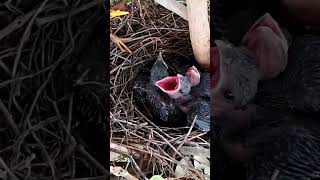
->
<box><xmin>186</xmin><ymin>0</ymin><xmax>210</xmax><ymax>70</ymax></box>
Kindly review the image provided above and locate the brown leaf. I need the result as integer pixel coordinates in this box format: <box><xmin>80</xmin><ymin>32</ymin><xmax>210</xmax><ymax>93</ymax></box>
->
<box><xmin>112</xmin><ymin>3</ymin><xmax>129</xmax><ymax>11</ymax></box>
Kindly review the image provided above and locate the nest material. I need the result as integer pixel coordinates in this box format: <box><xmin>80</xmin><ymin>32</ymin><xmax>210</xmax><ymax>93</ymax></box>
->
<box><xmin>0</xmin><ymin>0</ymin><xmax>108</xmax><ymax>179</ymax></box>
<box><xmin>110</xmin><ymin>0</ymin><xmax>210</xmax><ymax>179</ymax></box>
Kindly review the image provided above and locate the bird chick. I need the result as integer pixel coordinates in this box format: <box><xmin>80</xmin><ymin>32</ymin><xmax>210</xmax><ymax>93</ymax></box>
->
<box><xmin>155</xmin><ymin>66</ymin><xmax>210</xmax><ymax>131</ymax></box>
<box><xmin>133</xmin><ymin>52</ymin><xmax>186</xmax><ymax>125</ymax></box>
<box><xmin>154</xmin><ymin>65</ymin><xmax>200</xmax><ymax>99</ymax></box>
<box><xmin>212</xmin><ymin>12</ymin><xmax>320</xmax><ymax>117</ymax></box>
<box><xmin>212</xmin><ymin>13</ymin><xmax>289</xmax><ymax>111</ymax></box>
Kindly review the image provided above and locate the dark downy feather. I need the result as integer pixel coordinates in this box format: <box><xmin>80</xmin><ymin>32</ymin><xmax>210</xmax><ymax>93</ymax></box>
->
<box><xmin>255</xmin><ymin>35</ymin><xmax>320</xmax><ymax>116</ymax></box>
<box><xmin>242</xmin><ymin>106</ymin><xmax>320</xmax><ymax>180</ymax></box>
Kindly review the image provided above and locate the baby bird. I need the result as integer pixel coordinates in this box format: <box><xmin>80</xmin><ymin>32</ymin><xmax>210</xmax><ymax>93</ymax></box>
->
<box><xmin>155</xmin><ymin>65</ymin><xmax>210</xmax><ymax>131</ymax></box>
<box><xmin>134</xmin><ymin>53</ymin><xmax>210</xmax><ymax>131</ymax></box>
<box><xmin>212</xmin><ymin>13</ymin><xmax>320</xmax><ymax>117</ymax></box>
<box><xmin>133</xmin><ymin>53</ymin><xmax>186</xmax><ymax>125</ymax></box>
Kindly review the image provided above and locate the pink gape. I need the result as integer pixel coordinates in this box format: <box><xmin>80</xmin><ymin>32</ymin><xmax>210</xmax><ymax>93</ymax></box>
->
<box><xmin>155</xmin><ymin>66</ymin><xmax>201</xmax><ymax>99</ymax></box>
<box><xmin>242</xmin><ymin>13</ymin><xmax>288</xmax><ymax>80</ymax></box>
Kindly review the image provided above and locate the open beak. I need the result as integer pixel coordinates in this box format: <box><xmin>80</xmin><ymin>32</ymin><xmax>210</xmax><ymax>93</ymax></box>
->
<box><xmin>186</xmin><ymin>66</ymin><xmax>200</xmax><ymax>86</ymax></box>
<box><xmin>155</xmin><ymin>76</ymin><xmax>181</xmax><ymax>99</ymax></box>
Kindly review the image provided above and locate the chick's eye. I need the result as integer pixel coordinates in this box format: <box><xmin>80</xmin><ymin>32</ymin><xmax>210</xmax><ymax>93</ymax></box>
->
<box><xmin>224</xmin><ymin>90</ymin><xmax>234</xmax><ymax>100</ymax></box>
<box><xmin>179</xmin><ymin>89</ymin><xmax>183</xmax><ymax>93</ymax></box>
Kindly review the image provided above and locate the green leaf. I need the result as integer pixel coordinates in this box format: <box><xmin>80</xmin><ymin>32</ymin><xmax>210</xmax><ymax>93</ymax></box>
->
<box><xmin>149</xmin><ymin>175</ymin><xmax>164</xmax><ymax>180</ymax></box>
<box><xmin>116</xmin><ymin>157</ymin><xmax>130</xmax><ymax>163</ymax></box>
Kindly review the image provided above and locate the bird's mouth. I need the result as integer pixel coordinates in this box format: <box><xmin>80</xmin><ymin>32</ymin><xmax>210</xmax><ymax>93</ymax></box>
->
<box><xmin>211</xmin><ymin>47</ymin><xmax>220</xmax><ymax>88</ymax></box>
<box><xmin>155</xmin><ymin>76</ymin><xmax>180</xmax><ymax>93</ymax></box>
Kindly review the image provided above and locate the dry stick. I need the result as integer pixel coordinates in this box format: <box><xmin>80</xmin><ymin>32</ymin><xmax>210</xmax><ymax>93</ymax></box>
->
<box><xmin>0</xmin><ymin>99</ymin><xmax>20</xmax><ymax>136</ymax></box>
<box><xmin>1</xmin><ymin>56</ymin><xmax>22</xmax><ymax>74</ymax></box>
<box><xmin>22</xmin><ymin>41</ymin><xmax>73</xmax><ymax>129</ymax></box>
<box><xmin>0</xmin><ymin>10</ymin><xmax>35</xmax><ymax>41</ymax></box>
<box><xmin>186</xmin><ymin>0</ymin><xmax>210</xmax><ymax>69</ymax></box>
<box><xmin>134</xmin><ymin>107</ymin><xmax>173</xmax><ymax>139</ymax></box>
<box><xmin>27</xmin><ymin>120</ymin><xmax>56</xmax><ymax>180</ymax></box>
<box><xmin>18</xmin><ymin>47</ymin><xmax>71</xmax><ymax>171</ymax></box>
<box><xmin>67</xmin><ymin>93</ymin><xmax>73</xmax><ymax>132</ymax></box>
<box><xmin>129</xmin><ymin>156</ymin><xmax>148</xmax><ymax>180</ymax></box>
<box><xmin>271</xmin><ymin>169</ymin><xmax>280</xmax><ymax>180</ymax></box>
<box><xmin>4</xmin><ymin>0</ymin><xmax>23</xmax><ymax>15</ymax></box>
<box><xmin>176</xmin><ymin>115</ymin><xmax>197</xmax><ymax>152</ymax></box>
<box><xmin>152</xmin><ymin>131</ymin><xmax>182</xmax><ymax>157</ymax></box>
<box><xmin>118</xmin><ymin>121</ymin><xmax>196</xmax><ymax>172</ymax></box>
<box><xmin>0</xmin><ymin>156</ymin><xmax>19</xmax><ymax>180</ymax></box>
<box><xmin>0</xmin><ymin>60</ymin><xmax>59</xmax><ymax>88</ymax></box>
<box><xmin>12</xmin><ymin>0</ymin><xmax>49</xmax><ymax>77</ymax></box>
<box><xmin>110</xmin><ymin>148</ymin><xmax>148</xmax><ymax>180</ymax></box>
<box><xmin>36</xmin><ymin>1</ymin><xmax>101</xmax><ymax>25</ymax></box>
<box><xmin>14</xmin><ymin>118</ymin><xmax>58</xmax><ymax>163</ymax></box>
<box><xmin>48</xmin><ymin>99</ymin><xmax>77</xmax><ymax>164</ymax></box>
<box><xmin>111</xmin><ymin>144</ymin><xmax>178</xmax><ymax>165</ymax></box>
<box><xmin>110</xmin><ymin>143</ymin><xmax>141</xmax><ymax>158</ymax></box>
<box><xmin>23</xmin><ymin>63</ymin><xmax>56</xmax><ymax>129</ymax></box>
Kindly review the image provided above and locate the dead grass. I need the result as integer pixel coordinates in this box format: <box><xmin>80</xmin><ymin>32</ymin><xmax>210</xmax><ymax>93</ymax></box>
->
<box><xmin>0</xmin><ymin>0</ymin><xmax>107</xmax><ymax>179</ymax></box>
<box><xmin>110</xmin><ymin>0</ymin><xmax>210</xmax><ymax>179</ymax></box>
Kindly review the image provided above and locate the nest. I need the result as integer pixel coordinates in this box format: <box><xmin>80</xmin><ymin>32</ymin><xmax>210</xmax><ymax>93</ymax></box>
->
<box><xmin>0</xmin><ymin>0</ymin><xmax>108</xmax><ymax>179</ymax></box>
<box><xmin>110</xmin><ymin>0</ymin><xmax>210</xmax><ymax>179</ymax></box>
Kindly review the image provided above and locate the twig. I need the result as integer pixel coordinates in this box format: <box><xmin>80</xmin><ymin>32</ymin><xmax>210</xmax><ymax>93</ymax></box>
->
<box><xmin>27</xmin><ymin>120</ymin><xmax>56</xmax><ymax>180</ymax></box>
<box><xmin>0</xmin><ymin>10</ymin><xmax>35</xmax><ymax>41</ymax></box>
<box><xmin>0</xmin><ymin>156</ymin><xmax>19</xmax><ymax>180</ymax></box>
<box><xmin>177</xmin><ymin>115</ymin><xmax>197</xmax><ymax>151</ymax></box>
<box><xmin>36</xmin><ymin>1</ymin><xmax>102</xmax><ymax>26</ymax></box>
<box><xmin>271</xmin><ymin>169</ymin><xmax>280</xmax><ymax>180</ymax></box>
<box><xmin>12</xmin><ymin>0</ymin><xmax>49</xmax><ymax>77</ymax></box>
<box><xmin>0</xmin><ymin>99</ymin><xmax>20</xmax><ymax>136</ymax></box>
<box><xmin>67</xmin><ymin>93</ymin><xmax>73</xmax><ymax>132</ymax></box>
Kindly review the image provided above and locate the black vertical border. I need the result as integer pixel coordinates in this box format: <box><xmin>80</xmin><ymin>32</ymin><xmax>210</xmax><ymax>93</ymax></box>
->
<box><xmin>102</xmin><ymin>0</ymin><xmax>110</xmax><ymax>175</ymax></box>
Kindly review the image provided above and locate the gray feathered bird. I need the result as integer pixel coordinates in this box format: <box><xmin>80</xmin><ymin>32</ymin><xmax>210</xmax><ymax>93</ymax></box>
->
<box><xmin>133</xmin><ymin>53</ymin><xmax>186</xmax><ymax>125</ymax></box>
<box><xmin>155</xmin><ymin>65</ymin><xmax>210</xmax><ymax>131</ymax></box>
<box><xmin>217</xmin><ymin>103</ymin><xmax>320</xmax><ymax>180</ymax></box>
<box><xmin>134</xmin><ymin>53</ymin><xmax>210</xmax><ymax>131</ymax></box>
<box><xmin>212</xmin><ymin>13</ymin><xmax>320</xmax><ymax>117</ymax></box>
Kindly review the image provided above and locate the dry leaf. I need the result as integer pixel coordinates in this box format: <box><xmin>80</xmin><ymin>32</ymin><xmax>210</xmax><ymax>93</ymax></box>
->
<box><xmin>110</xmin><ymin>10</ymin><xmax>129</xmax><ymax>18</ymax></box>
<box><xmin>112</xmin><ymin>3</ymin><xmax>129</xmax><ymax>11</ymax></box>
<box><xmin>180</xmin><ymin>146</ymin><xmax>210</xmax><ymax>158</ymax></box>
<box><xmin>194</xmin><ymin>156</ymin><xmax>210</xmax><ymax>177</ymax></box>
<box><xmin>110</xmin><ymin>151</ymin><xmax>122</xmax><ymax>161</ymax></box>
<box><xmin>175</xmin><ymin>157</ymin><xmax>193</xmax><ymax>177</ymax></box>
<box><xmin>110</xmin><ymin>166</ymin><xmax>139</xmax><ymax>180</ymax></box>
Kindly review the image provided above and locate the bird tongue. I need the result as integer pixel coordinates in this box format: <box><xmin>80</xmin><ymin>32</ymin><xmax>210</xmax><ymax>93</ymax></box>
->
<box><xmin>211</xmin><ymin>47</ymin><xmax>220</xmax><ymax>88</ymax></box>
